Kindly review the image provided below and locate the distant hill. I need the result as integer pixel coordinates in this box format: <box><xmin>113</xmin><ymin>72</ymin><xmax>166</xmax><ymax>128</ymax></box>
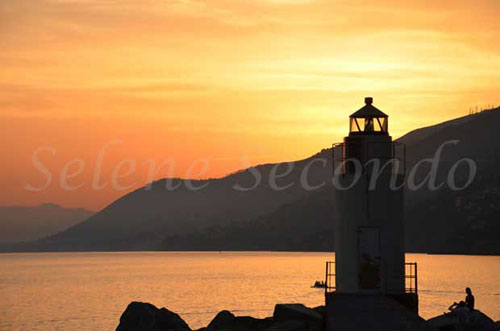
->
<box><xmin>7</xmin><ymin>107</ymin><xmax>500</xmax><ymax>254</ymax></box>
<box><xmin>402</xmin><ymin>108</ymin><xmax>500</xmax><ymax>254</ymax></box>
<box><xmin>162</xmin><ymin>187</ymin><xmax>335</xmax><ymax>251</ymax></box>
<box><xmin>28</xmin><ymin>154</ymin><xmax>331</xmax><ymax>251</ymax></box>
<box><xmin>0</xmin><ymin>203</ymin><xmax>93</xmax><ymax>243</ymax></box>
<box><xmin>163</xmin><ymin>107</ymin><xmax>500</xmax><ymax>254</ymax></box>
<box><xmin>397</xmin><ymin>113</ymin><xmax>476</xmax><ymax>146</ymax></box>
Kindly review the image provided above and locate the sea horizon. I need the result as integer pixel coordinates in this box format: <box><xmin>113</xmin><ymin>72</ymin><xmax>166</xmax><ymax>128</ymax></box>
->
<box><xmin>1</xmin><ymin>251</ymin><xmax>499</xmax><ymax>330</ymax></box>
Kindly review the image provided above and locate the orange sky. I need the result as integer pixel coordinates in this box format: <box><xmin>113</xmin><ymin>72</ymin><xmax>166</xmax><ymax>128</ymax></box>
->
<box><xmin>1</xmin><ymin>0</ymin><xmax>499</xmax><ymax>211</ymax></box>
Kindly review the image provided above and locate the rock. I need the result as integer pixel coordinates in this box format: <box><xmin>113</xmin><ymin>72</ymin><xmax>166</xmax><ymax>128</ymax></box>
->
<box><xmin>206</xmin><ymin>310</ymin><xmax>273</xmax><ymax>331</ymax></box>
<box><xmin>205</xmin><ymin>304</ymin><xmax>323</xmax><ymax>331</ymax></box>
<box><xmin>116</xmin><ymin>301</ymin><xmax>191</xmax><ymax>331</ymax></box>
<box><xmin>207</xmin><ymin>310</ymin><xmax>235</xmax><ymax>329</ymax></box>
<box><xmin>313</xmin><ymin>306</ymin><xmax>325</xmax><ymax>316</ymax></box>
<box><xmin>273</xmin><ymin>304</ymin><xmax>323</xmax><ymax>323</ymax></box>
<box><xmin>264</xmin><ymin>319</ymin><xmax>309</xmax><ymax>331</ymax></box>
<box><xmin>273</xmin><ymin>304</ymin><xmax>323</xmax><ymax>330</ymax></box>
<box><xmin>464</xmin><ymin>310</ymin><xmax>496</xmax><ymax>331</ymax></box>
<box><xmin>427</xmin><ymin>309</ymin><xmax>496</xmax><ymax>331</ymax></box>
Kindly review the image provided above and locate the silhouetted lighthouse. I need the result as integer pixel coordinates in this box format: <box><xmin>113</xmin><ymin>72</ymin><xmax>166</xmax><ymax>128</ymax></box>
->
<box><xmin>325</xmin><ymin>97</ymin><xmax>418</xmax><ymax>330</ymax></box>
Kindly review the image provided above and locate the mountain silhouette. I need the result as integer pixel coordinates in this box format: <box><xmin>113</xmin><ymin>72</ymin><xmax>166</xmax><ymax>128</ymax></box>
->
<box><xmin>163</xmin><ymin>108</ymin><xmax>500</xmax><ymax>254</ymax></box>
<box><xmin>0</xmin><ymin>203</ymin><xmax>93</xmax><ymax>243</ymax></box>
<box><xmin>29</xmin><ymin>153</ymin><xmax>331</xmax><ymax>251</ymax></box>
<box><xmin>7</xmin><ymin>107</ymin><xmax>500</xmax><ymax>253</ymax></box>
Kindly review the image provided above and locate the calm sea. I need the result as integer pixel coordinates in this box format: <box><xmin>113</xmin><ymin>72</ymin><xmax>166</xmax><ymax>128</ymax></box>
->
<box><xmin>0</xmin><ymin>252</ymin><xmax>499</xmax><ymax>330</ymax></box>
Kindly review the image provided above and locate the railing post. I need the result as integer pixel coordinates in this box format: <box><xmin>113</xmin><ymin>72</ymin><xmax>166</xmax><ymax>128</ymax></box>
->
<box><xmin>414</xmin><ymin>262</ymin><xmax>418</xmax><ymax>294</ymax></box>
<box><xmin>325</xmin><ymin>262</ymin><xmax>328</xmax><ymax>297</ymax></box>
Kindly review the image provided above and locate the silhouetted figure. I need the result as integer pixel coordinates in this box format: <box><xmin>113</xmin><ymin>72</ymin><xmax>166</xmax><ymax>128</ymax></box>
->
<box><xmin>448</xmin><ymin>287</ymin><xmax>475</xmax><ymax>323</ymax></box>
<box><xmin>448</xmin><ymin>287</ymin><xmax>475</xmax><ymax>312</ymax></box>
<box><xmin>465</xmin><ymin>287</ymin><xmax>475</xmax><ymax>311</ymax></box>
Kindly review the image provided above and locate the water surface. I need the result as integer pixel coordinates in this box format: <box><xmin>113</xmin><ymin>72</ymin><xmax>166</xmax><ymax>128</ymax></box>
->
<box><xmin>0</xmin><ymin>252</ymin><xmax>498</xmax><ymax>330</ymax></box>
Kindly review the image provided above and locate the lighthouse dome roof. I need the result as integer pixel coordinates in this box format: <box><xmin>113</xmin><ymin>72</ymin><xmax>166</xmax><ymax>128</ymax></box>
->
<box><xmin>350</xmin><ymin>97</ymin><xmax>388</xmax><ymax>118</ymax></box>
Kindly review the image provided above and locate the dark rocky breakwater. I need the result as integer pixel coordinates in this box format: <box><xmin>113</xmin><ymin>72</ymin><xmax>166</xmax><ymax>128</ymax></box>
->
<box><xmin>116</xmin><ymin>301</ymin><xmax>500</xmax><ymax>331</ymax></box>
<box><xmin>116</xmin><ymin>302</ymin><xmax>323</xmax><ymax>331</ymax></box>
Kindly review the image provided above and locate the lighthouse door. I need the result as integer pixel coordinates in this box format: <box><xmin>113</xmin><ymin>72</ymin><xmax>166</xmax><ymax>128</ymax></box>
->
<box><xmin>358</xmin><ymin>227</ymin><xmax>381</xmax><ymax>291</ymax></box>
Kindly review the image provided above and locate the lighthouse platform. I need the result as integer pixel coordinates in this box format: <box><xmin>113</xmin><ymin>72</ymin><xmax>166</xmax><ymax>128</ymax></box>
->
<box><xmin>324</xmin><ymin>293</ymin><xmax>432</xmax><ymax>331</ymax></box>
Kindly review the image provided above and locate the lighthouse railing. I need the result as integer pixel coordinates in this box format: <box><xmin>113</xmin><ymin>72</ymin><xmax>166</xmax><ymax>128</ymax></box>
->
<box><xmin>405</xmin><ymin>262</ymin><xmax>418</xmax><ymax>294</ymax></box>
<box><xmin>325</xmin><ymin>261</ymin><xmax>417</xmax><ymax>296</ymax></box>
<box><xmin>325</xmin><ymin>261</ymin><xmax>335</xmax><ymax>295</ymax></box>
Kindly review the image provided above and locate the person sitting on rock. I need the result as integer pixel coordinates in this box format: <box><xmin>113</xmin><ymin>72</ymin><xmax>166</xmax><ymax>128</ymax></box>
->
<box><xmin>465</xmin><ymin>287</ymin><xmax>475</xmax><ymax>311</ymax></box>
<box><xmin>448</xmin><ymin>287</ymin><xmax>475</xmax><ymax>323</ymax></box>
<box><xmin>449</xmin><ymin>287</ymin><xmax>475</xmax><ymax>312</ymax></box>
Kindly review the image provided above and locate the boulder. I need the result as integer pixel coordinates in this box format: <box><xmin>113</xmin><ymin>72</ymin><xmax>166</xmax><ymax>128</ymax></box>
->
<box><xmin>273</xmin><ymin>304</ymin><xmax>323</xmax><ymax>331</ymax></box>
<box><xmin>206</xmin><ymin>310</ymin><xmax>273</xmax><ymax>331</ymax></box>
<box><xmin>116</xmin><ymin>302</ymin><xmax>191</xmax><ymax>331</ymax></box>
<box><xmin>264</xmin><ymin>319</ymin><xmax>309</xmax><ymax>331</ymax></box>
<box><xmin>313</xmin><ymin>306</ymin><xmax>325</xmax><ymax>316</ymax></box>
<box><xmin>427</xmin><ymin>309</ymin><xmax>496</xmax><ymax>331</ymax></box>
<box><xmin>207</xmin><ymin>310</ymin><xmax>236</xmax><ymax>329</ymax></box>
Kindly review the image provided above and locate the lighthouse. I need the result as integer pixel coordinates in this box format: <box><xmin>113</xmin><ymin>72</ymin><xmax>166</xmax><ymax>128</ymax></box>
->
<box><xmin>325</xmin><ymin>97</ymin><xmax>418</xmax><ymax>330</ymax></box>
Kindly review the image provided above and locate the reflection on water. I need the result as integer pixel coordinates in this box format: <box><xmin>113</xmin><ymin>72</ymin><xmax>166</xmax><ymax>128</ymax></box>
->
<box><xmin>0</xmin><ymin>252</ymin><xmax>499</xmax><ymax>330</ymax></box>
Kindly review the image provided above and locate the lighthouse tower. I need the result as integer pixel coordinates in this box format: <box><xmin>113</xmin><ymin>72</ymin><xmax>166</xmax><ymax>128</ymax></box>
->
<box><xmin>326</xmin><ymin>98</ymin><xmax>418</xmax><ymax>319</ymax></box>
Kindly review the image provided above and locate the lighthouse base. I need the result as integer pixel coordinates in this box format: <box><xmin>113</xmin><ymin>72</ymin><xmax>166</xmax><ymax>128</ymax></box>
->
<box><xmin>325</xmin><ymin>293</ymin><xmax>428</xmax><ymax>331</ymax></box>
<box><xmin>388</xmin><ymin>292</ymin><xmax>419</xmax><ymax>313</ymax></box>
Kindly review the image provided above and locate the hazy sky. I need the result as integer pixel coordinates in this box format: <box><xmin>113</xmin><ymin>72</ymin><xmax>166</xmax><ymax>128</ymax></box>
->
<box><xmin>1</xmin><ymin>0</ymin><xmax>499</xmax><ymax>210</ymax></box>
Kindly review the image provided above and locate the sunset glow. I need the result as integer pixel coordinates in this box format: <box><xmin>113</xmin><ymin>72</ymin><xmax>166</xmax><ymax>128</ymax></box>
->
<box><xmin>1</xmin><ymin>0</ymin><xmax>499</xmax><ymax>210</ymax></box>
